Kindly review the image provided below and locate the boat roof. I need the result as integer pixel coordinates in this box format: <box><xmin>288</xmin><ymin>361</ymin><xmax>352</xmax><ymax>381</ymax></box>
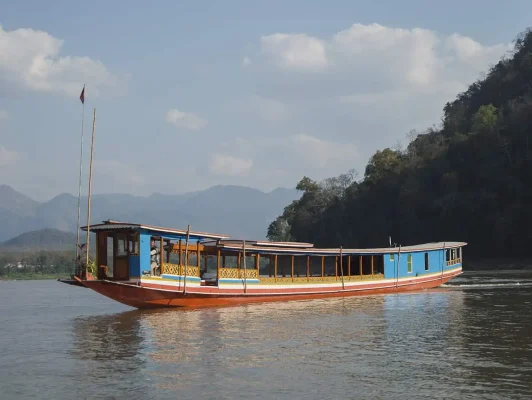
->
<box><xmin>80</xmin><ymin>220</ymin><xmax>230</xmax><ymax>240</ymax></box>
<box><xmin>204</xmin><ymin>240</ymin><xmax>467</xmax><ymax>255</ymax></box>
<box><xmin>204</xmin><ymin>239</ymin><xmax>315</xmax><ymax>249</ymax></box>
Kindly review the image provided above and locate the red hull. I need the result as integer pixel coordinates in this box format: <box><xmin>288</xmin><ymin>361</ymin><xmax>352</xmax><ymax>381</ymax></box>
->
<box><xmin>78</xmin><ymin>270</ymin><xmax>462</xmax><ymax>309</ymax></box>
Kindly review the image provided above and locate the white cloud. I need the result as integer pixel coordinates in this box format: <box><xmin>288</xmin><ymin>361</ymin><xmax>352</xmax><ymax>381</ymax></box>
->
<box><xmin>242</xmin><ymin>56</ymin><xmax>252</xmax><ymax>67</ymax></box>
<box><xmin>257</xmin><ymin>23</ymin><xmax>511</xmax><ymax>90</ymax></box>
<box><xmin>214</xmin><ymin>134</ymin><xmax>359</xmax><ymax>183</ymax></box>
<box><xmin>444</xmin><ymin>33</ymin><xmax>508</xmax><ymax>63</ymax></box>
<box><xmin>260</xmin><ymin>33</ymin><xmax>328</xmax><ymax>72</ymax></box>
<box><xmin>208</xmin><ymin>154</ymin><xmax>253</xmax><ymax>176</ymax></box>
<box><xmin>0</xmin><ymin>145</ymin><xmax>20</xmax><ymax>167</ymax></box>
<box><xmin>165</xmin><ymin>108</ymin><xmax>207</xmax><ymax>131</ymax></box>
<box><xmin>0</xmin><ymin>24</ymin><xmax>118</xmax><ymax>98</ymax></box>
<box><xmin>0</xmin><ymin>110</ymin><xmax>8</xmax><ymax>120</ymax></box>
<box><xmin>286</xmin><ymin>134</ymin><xmax>359</xmax><ymax>169</ymax></box>
<box><xmin>244</xmin><ymin>23</ymin><xmax>511</xmax><ymax>169</ymax></box>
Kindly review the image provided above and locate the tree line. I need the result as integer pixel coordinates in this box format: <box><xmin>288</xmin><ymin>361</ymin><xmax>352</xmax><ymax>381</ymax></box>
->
<box><xmin>268</xmin><ymin>28</ymin><xmax>532</xmax><ymax>259</ymax></box>
<box><xmin>0</xmin><ymin>250</ymin><xmax>77</xmax><ymax>277</ymax></box>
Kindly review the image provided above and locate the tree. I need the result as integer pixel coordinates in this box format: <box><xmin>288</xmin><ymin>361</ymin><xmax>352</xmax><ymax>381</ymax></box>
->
<box><xmin>471</xmin><ymin>104</ymin><xmax>499</xmax><ymax>133</ymax></box>
<box><xmin>267</xmin><ymin>217</ymin><xmax>293</xmax><ymax>242</ymax></box>
<box><xmin>364</xmin><ymin>148</ymin><xmax>402</xmax><ymax>184</ymax></box>
<box><xmin>266</xmin><ymin>28</ymin><xmax>532</xmax><ymax>259</ymax></box>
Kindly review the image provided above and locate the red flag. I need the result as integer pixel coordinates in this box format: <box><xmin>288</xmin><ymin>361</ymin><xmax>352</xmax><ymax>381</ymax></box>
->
<box><xmin>80</xmin><ymin>85</ymin><xmax>85</xmax><ymax>104</ymax></box>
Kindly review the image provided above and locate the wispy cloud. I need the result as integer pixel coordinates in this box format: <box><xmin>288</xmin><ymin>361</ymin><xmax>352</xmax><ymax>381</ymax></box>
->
<box><xmin>165</xmin><ymin>108</ymin><xmax>208</xmax><ymax>131</ymax></box>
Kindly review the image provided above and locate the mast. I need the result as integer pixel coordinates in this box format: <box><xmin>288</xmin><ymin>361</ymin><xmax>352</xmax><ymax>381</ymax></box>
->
<box><xmin>243</xmin><ymin>240</ymin><xmax>247</xmax><ymax>294</ymax></box>
<box><xmin>75</xmin><ymin>84</ymin><xmax>85</xmax><ymax>277</ymax></box>
<box><xmin>85</xmin><ymin>108</ymin><xmax>96</xmax><ymax>279</ymax></box>
<box><xmin>339</xmin><ymin>246</ymin><xmax>345</xmax><ymax>290</ymax></box>
<box><xmin>183</xmin><ymin>224</ymin><xmax>190</xmax><ymax>294</ymax></box>
<box><xmin>396</xmin><ymin>245</ymin><xmax>401</xmax><ymax>288</ymax></box>
<box><xmin>441</xmin><ymin>242</ymin><xmax>446</xmax><ymax>282</ymax></box>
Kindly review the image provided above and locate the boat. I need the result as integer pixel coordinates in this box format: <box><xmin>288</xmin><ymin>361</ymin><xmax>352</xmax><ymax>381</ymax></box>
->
<box><xmin>63</xmin><ymin>219</ymin><xmax>466</xmax><ymax>308</ymax></box>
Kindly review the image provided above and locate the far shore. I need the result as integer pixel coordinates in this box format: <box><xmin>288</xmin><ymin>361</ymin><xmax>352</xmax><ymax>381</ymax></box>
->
<box><xmin>0</xmin><ymin>273</ymin><xmax>72</xmax><ymax>281</ymax></box>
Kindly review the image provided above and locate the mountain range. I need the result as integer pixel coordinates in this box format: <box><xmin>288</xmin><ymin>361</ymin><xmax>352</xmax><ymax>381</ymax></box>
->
<box><xmin>0</xmin><ymin>184</ymin><xmax>301</xmax><ymax>244</ymax></box>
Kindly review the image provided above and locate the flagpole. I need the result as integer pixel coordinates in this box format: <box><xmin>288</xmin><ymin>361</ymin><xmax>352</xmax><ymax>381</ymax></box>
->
<box><xmin>75</xmin><ymin>84</ymin><xmax>85</xmax><ymax>277</ymax></box>
<box><xmin>85</xmin><ymin>108</ymin><xmax>96</xmax><ymax>279</ymax></box>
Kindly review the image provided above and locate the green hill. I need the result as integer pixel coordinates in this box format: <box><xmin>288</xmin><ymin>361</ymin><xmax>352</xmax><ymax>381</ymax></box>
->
<box><xmin>1</xmin><ymin>228</ymin><xmax>78</xmax><ymax>251</ymax></box>
<box><xmin>268</xmin><ymin>28</ymin><xmax>532</xmax><ymax>260</ymax></box>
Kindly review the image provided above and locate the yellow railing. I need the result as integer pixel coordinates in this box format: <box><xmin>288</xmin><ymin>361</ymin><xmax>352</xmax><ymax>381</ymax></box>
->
<box><xmin>161</xmin><ymin>263</ymin><xmax>200</xmax><ymax>277</ymax></box>
<box><xmin>446</xmin><ymin>258</ymin><xmax>462</xmax><ymax>266</ymax></box>
<box><xmin>258</xmin><ymin>274</ymin><xmax>384</xmax><ymax>284</ymax></box>
<box><xmin>218</xmin><ymin>267</ymin><xmax>258</xmax><ymax>279</ymax></box>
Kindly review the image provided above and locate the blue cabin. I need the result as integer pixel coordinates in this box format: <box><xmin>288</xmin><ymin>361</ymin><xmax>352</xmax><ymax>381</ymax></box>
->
<box><xmin>82</xmin><ymin>220</ymin><xmax>229</xmax><ymax>281</ymax></box>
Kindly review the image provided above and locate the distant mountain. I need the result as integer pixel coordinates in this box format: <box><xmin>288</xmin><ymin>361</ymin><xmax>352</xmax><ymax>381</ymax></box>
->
<box><xmin>1</xmin><ymin>228</ymin><xmax>78</xmax><ymax>250</ymax></box>
<box><xmin>0</xmin><ymin>184</ymin><xmax>301</xmax><ymax>242</ymax></box>
<box><xmin>0</xmin><ymin>184</ymin><xmax>39</xmax><ymax>216</ymax></box>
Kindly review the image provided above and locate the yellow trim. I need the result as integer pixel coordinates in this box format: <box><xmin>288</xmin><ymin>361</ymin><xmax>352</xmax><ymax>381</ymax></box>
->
<box><xmin>258</xmin><ymin>274</ymin><xmax>385</xmax><ymax>284</ymax></box>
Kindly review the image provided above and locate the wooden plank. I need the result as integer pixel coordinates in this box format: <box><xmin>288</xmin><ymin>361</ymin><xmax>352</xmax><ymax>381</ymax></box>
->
<box><xmin>197</xmin><ymin>241</ymin><xmax>201</xmax><ymax>268</ymax></box>
<box><xmin>291</xmin><ymin>255</ymin><xmax>294</xmax><ymax>282</ymax></box>
<box><xmin>216</xmin><ymin>248</ymin><xmax>221</xmax><ymax>282</ymax></box>
<box><xmin>170</xmin><ymin>242</ymin><xmax>204</xmax><ymax>253</ymax></box>
<box><xmin>160</xmin><ymin>237</ymin><xmax>164</xmax><ymax>274</ymax></box>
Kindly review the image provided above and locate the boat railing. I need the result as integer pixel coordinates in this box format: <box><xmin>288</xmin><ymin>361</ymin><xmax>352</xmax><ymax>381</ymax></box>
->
<box><xmin>161</xmin><ymin>263</ymin><xmax>200</xmax><ymax>277</ymax></box>
<box><xmin>258</xmin><ymin>274</ymin><xmax>384</xmax><ymax>283</ymax></box>
<box><xmin>218</xmin><ymin>267</ymin><xmax>258</xmax><ymax>279</ymax></box>
<box><xmin>446</xmin><ymin>258</ymin><xmax>462</xmax><ymax>266</ymax></box>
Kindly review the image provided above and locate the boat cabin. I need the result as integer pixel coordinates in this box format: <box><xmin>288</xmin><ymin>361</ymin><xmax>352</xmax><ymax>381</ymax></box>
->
<box><xmin>200</xmin><ymin>240</ymin><xmax>466</xmax><ymax>285</ymax></box>
<box><xmin>81</xmin><ymin>220</ymin><xmax>229</xmax><ymax>281</ymax></box>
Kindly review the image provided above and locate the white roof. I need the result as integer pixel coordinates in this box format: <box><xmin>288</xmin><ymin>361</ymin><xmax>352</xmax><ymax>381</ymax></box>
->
<box><xmin>206</xmin><ymin>241</ymin><xmax>467</xmax><ymax>255</ymax></box>
<box><xmin>80</xmin><ymin>220</ymin><xmax>230</xmax><ymax>240</ymax></box>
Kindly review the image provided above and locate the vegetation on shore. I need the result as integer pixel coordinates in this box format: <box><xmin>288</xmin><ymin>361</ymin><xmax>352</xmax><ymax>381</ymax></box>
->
<box><xmin>268</xmin><ymin>28</ymin><xmax>532</xmax><ymax>261</ymax></box>
<box><xmin>0</xmin><ymin>272</ymin><xmax>71</xmax><ymax>281</ymax></box>
<box><xmin>0</xmin><ymin>249</ymin><xmax>75</xmax><ymax>279</ymax></box>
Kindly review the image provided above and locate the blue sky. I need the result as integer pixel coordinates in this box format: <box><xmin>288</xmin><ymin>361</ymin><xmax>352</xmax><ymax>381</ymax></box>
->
<box><xmin>0</xmin><ymin>0</ymin><xmax>531</xmax><ymax>200</ymax></box>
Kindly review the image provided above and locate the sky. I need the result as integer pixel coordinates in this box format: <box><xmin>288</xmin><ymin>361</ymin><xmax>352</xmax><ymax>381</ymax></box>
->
<box><xmin>0</xmin><ymin>0</ymin><xmax>531</xmax><ymax>201</ymax></box>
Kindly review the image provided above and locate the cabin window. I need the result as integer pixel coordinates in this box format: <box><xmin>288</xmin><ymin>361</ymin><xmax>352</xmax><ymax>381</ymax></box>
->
<box><xmin>424</xmin><ymin>253</ymin><xmax>429</xmax><ymax>271</ymax></box>
<box><xmin>276</xmin><ymin>255</ymin><xmax>292</xmax><ymax>278</ymax></box>
<box><xmin>390</xmin><ymin>254</ymin><xmax>395</xmax><ymax>262</ymax></box>
<box><xmin>374</xmin><ymin>255</ymin><xmax>384</xmax><ymax>274</ymax></box>
<box><xmin>310</xmin><ymin>256</ymin><xmax>322</xmax><ymax>277</ymax></box>
<box><xmin>127</xmin><ymin>233</ymin><xmax>139</xmax><ymax>255</ymax></box>
<box><xmin>407</xmin><ymin>254</ymin><xmax>413</xmax><ymax>273</ymax></box>
<box><xmin>445</xmin><ymin>249</ymin><xmax>450</xmax><ymax>262</ymax></box>
<box><xmin>324</xmin><ymin>257</ymin><xmax>336</xmax><ymax>276</ymax></box>
<box><xmin>457</xmin><ymin>247</ymin><xmax>461</xmax><ymax>260</ymax></box>
<box><xmin>116</xmin><ymin>234</ymin><xmax>128</xmax><ymax>257</ymax></box>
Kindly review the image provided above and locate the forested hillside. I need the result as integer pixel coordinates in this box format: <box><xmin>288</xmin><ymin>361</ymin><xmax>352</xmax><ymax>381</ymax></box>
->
<box><xmin>268</xmin><ymin>28</ymin><xmax>532</xmax><ymax>259</ymax></box>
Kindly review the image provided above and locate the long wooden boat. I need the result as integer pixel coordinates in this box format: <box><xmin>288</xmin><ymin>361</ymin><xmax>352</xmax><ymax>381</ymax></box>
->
<box><xmin>65</xmin><ymin>220</ymin><xmax>466</xmax><ymax>308</ymax></box>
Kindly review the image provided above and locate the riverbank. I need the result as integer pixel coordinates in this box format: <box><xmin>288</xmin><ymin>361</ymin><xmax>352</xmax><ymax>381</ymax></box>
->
<box><xmin>0</xmin><ymin>272</ymin><xmax>71</xmax><ymax>281</ymax></box>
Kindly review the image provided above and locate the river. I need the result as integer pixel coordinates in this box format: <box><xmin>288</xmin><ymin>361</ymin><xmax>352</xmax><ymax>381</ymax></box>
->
<box><xmin>1</xmin><ymin>270</ymin><xmax>531</xmax><ymax>399</ymax></box>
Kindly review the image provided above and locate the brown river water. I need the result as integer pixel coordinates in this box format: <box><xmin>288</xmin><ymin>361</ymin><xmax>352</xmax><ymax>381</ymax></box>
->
<box><xmin>1</xmin><ymin>270</ymin><xmax>532</xmax><ymax>399</ymax></box>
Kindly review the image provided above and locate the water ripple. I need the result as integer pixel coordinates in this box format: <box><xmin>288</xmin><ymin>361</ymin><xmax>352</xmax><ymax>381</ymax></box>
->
<box><xmin>1</xmin><ymin>273</ymin><xmax>532</xmax><ymax>399</ymax></box>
